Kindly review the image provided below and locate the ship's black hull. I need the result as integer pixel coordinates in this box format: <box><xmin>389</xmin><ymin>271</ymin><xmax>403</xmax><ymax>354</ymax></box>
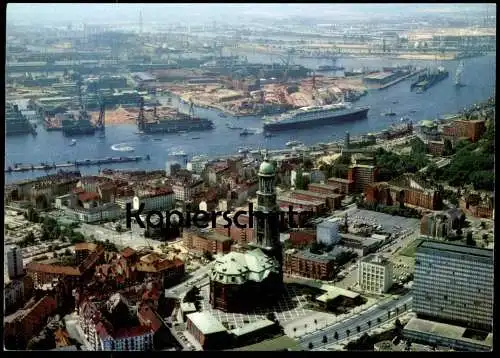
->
<box><xmin>263</xmin><ymin>108</ymin><xmax>369</xmax><ymax>132</ymax></box>
<box><xmin>142</xmin><ymin>120</ymin><xmax>214</xmax><ymax>133</ymax></box>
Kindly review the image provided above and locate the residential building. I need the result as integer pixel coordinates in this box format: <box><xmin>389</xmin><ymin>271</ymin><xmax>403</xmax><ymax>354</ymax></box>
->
<box><xmin>183</xmin><ymin>229</ymin><xmax>233</xmax><ymax>255</ymax></box>
<box><xmin>327</xmin><ymin>177</ymin><xmax>354</xmax><ymax>194</ymax></box>
<box><xmin>4</xmin><ymin>295</ymin><xmax>57</xmax><ymax>349</ymax></box>
<box><xmin>186</xmin><ymin>311</ymin><xmax>228</xmax><ymax>350</ymax></box>
<box><xmin>442</xmin><ymin>119</ymin><xmax>486</xmax><ymax>143</ymax></box>
<box><xmin>348</xmin><ymin>164</ymin><xmax>378</xmax><ymax>193</ymax></box>
<box><xmin>133</xmin><ymin>187</ymin><xmax>175</xmax><ymax>212</ymax></box>
<box><xmin>420</xmin><ymin>208</ymin><xmax>465</xmax><ymax>238</ymax></box>
<box><xmin>338</xmin><ymin>233</ymin><xmax>383</xmax><ymax>257</ymax></box>
<box><xmin>4</xmin><ymin>279</ymin><xmax>25</xmax><ymax>313</ymax></box>
<box><xmin>413</xmin><ymin>240</ymin><xmax>493</xmax><ymax>331</ymax></box>
<box><xmin>386</xmin><ymin>174</ymin><xmax>443</xmax><ymax>210</ymax></box>
<box><xmin>358</xmin><ymin>254</ymin><xmax>393</xmax><ymax>294</ymax></box>
<box><xmin>277</xmin><ymin>195</ymin><xmax>326</xmax><ymax>214</ymax></box>
<box><xmin>283</xmin><ymin>249</ymin><xmax>336</xmax><ymax>281</ymax></box>
<box><xmin>7</xmin><ymin>245</ymin><xmax>24</xmax><ymax>279</ymax></box>
<box><xmin>172</xmin><ymin>178</ymin><xmax>204</xmax><ymax>202</ymax></box>
<box><xmin>459</xmin><ymin>192</ymin><xmax>494</xmax><ymax>219</ymax></box>
<box><xmin>427</xmin><ymin>140</ymin><xmax>445</xmax><ymax>156</ymax></box>
<box><xmin>64</xmin><ymin>203</ymin><xmax>122</xmax><ymax>223</ymax></box>
<box><xmin>135</xmin><ymin>253</ymin><xmax>185</xmax><ymax>289</ymax></box>
<box><xmin>290</xmin><ymin>189</ymin><xmax>343</xmax><ymax>211</ymax></box>
<box><xmin>78</xmin><ymin>294</ymin><xmax>156</xmax><ymax>351</ymax></box>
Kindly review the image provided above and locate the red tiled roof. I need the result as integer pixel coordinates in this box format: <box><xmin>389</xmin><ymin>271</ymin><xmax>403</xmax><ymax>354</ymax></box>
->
<box><xmin>138</xmin><ymin>304</ymin><xmax>162</xmax><ymax>332</ymax></box>
<box><xmin>73</xmin><ymin>187</ymin><xmax>85</xmax><ymax>194</ymax></box>
<box><xmin>113</xmin><ymin>325</ymin><xmax>152</xmax><ymax>339</ymax></box>
<box><xmin>75</xmin><ymin>242</ymin><xmax>98</xmax><ymax>252</ymax></box>
<box><xmin>121</xmin><ymin>247</ymin><xmax>136</xmax><ymax>258</ymax></box>
<box><xmin>26</xmin><ymin>262</ymin><xmax>81</xmax><ymax>276</ymax></box>
<box><xmin>79</xmin><ymin>191</ymin><xmax>100</xmax><ymax>202</ymax></box>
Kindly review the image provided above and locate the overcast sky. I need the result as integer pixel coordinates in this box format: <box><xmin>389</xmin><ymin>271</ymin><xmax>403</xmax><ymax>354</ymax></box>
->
<box><xmin>7</xmin><ymin>3</ymin><xmax>496</xmax><ymax>26</ymax></box>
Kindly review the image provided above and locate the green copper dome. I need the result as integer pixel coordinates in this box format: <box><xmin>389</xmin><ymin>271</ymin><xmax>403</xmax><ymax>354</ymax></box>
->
<box><xmin>259</xmin><ymin>160</ymin><xmax>275</xmax><ymax>175</ymax></box>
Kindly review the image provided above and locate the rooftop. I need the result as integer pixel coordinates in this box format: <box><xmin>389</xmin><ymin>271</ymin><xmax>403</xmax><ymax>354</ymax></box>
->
<box><xmin>230</xmin><ymin>334</ymin><xmax>302</xmax><ymax>351</ymax></box>
<box><xmin>417</xmin><ymin>240</ymin><xmax>493</xmax><ymax>260</ymax></box>
<box><xmin>294</xmin><ymin>249</ymin><xmax>336</xmax><ymax>264</ymax></box>
<box><xmin>404</xmin><ymin>317</ymin><xmax>493</xmax><ymax>349</ymax></box>
<box><xmin>186</xmin><ymin>311</ymin><xmax>227</xmax><ymax>335</ymax></box>
<box><xmin>361</xmin><ymin>253</ymin><xmax>391</xmax><ymax>266</ymax></box>
<box><xmin>229</xmin><ymin>319</ymin><xmax>275</xmax><ymax>337</ymax></box>
<box><xmin>277</xmin><ymin>196</ymin><xmax>324</xmax><ymax>207</ymax></box>
<box><xmin>316</xmin><ymin>286</ymin><xmax>360</xmax><ymax>303</ymax></box>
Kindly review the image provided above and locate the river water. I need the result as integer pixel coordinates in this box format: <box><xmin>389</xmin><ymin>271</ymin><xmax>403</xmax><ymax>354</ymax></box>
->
<box><xmin>5</xmin><ymin>53</ymin><xmax>495</xmax><ymax>183</ymax></box>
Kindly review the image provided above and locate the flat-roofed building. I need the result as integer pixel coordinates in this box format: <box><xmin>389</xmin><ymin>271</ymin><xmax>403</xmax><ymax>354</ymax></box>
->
<box><xmin>403</xmin><ymin>317</ymin><xmax>493</xmax><ymax>352</ymax></box>
<box><xmin>283</xmin><ymin>249</ymin><xmax>336</xmax><ymax>281</ymax></box>
<box><xmin>413</xmin><ymin>241</ymin><xmax>493</xmax><ymax>331</ymax></box>
<box><xmin>358</xmin><ymin>254</ymin><xmax>393</xmax><ymax>294</ymax></box>
<box><xmin>290</xmin><ymin>189</ymin><xmax>343</xmax><ymax>210</ymax></box>
<box><xmin>183</xmin><ymin>229</ymin><xmax>233</xmax><ymax>255</ymax></box>
<box><xmin>186</xmin><ymin>311</ymin><xmax>228</xmax><ymax>350</ymax></box>
<box><xmin>327</xmin><ymin>177</ymin><xmax>354</xmax><ymax>194</ymax></box>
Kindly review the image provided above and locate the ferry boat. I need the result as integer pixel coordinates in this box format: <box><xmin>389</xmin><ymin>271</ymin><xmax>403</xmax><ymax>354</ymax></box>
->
<box><xmin>263</xmin><ymin>103</ymin><xmax>369</xmax><ymax>132</ymax></box>
<box><xmin>240</xmin><ymin>129</ymin><xmax>254</xmax><ymax>136</ymax></box>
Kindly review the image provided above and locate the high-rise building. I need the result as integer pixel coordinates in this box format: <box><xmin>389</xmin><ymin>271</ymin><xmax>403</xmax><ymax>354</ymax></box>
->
<box><xmin>413</xmin><ymin>240</ymin><xmax>493</xmax><ymax>331</ymax></box>
<box><xmin>7</xmin><ymin>246</ymin><xmax>24</xmax><ymax>280</ymax></box>
<box><xmin>358</xmin><ymin>254</ymin><xmax>393</xmax><ymax>294</ymax></box>
<box><xmin>250</xmin><ymin>151</ymin><xmax>283</xmax><ymax>277</ymax></box>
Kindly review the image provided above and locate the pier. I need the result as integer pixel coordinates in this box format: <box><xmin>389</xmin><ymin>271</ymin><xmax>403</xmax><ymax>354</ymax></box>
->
<box><xmin>5</xmin><ymin>155</ymin><xmax>151</xmax><ymax>173</ymax></box>
<box><xmin>378</xmin><ymin>68</ymin><xmax>427</xmax><ymax>90</ymax></box>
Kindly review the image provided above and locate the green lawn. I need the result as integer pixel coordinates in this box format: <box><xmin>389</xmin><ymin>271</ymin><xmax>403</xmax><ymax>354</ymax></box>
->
<box><xmin>399</xmin><ymin>238</ymin><xmax>424</xmax><ymax>257</ymax></box>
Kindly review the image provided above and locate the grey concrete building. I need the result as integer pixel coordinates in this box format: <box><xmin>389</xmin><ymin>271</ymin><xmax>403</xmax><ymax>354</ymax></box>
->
<box><xmin>413</xmin><ymin>240</ymin><xmax>493</xmax><ymax>331</ymax></box>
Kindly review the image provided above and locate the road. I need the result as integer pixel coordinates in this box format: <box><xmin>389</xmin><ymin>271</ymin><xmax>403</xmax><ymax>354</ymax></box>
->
<box><xmin>165</xmin><ymin>261</ymin><xmax>215</xmax><ymax>298</ymax></box>
<box><xmin>298</xmin><ymin>292</ymin><xmax>412</xmax><ymax>350</ymax></box>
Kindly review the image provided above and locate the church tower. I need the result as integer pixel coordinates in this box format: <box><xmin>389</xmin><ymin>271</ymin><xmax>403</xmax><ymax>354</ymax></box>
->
<box><xmin>251</xmin><ymin>151</ymin><xmax>283</xmax><ymax>277</ymax></box>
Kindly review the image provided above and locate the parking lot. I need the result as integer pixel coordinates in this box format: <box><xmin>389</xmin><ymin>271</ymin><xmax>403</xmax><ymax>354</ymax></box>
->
<box><xmin>199</xmin><ymin>284</ymin><xmax>311</xmax><ymax>330</ymax></box>
<box><xmin>348</xmin><ymin>209</ymin><xmax>421</xmax><ymax>235</ymax></box>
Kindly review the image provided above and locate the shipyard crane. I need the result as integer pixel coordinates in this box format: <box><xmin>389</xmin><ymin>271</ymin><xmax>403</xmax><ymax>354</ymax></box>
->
<box><xmin>188</xmin><ymin>99</ymin><xmax>195</xmax><ymax>119</ymax></box>
<box><xmin>277</xmin><ymin>48</ymin><xmax>295</xmax><ymax>83</ymax></box>
<box><xmin>96</xmin><ymin>95</ymin><xmax>105</xmax><ymax>131</ymax></box>
<box><xmin>137</xmin><ymin>97</ymin><xmax>146</xmax><ymax>130</ymax></box>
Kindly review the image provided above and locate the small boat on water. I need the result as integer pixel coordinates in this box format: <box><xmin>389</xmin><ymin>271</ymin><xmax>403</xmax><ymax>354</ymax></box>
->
<box><xmin>400</xmin><ymin>116</ymin><xmax>411</xmax><ymax>122</ymax></box>
<box><xmin>69</xmin><ymin>139</ymin><xmax>77</xmax><ymax>146</ymax></box>
<box><xmin>240</xmin><ymin>129</ymin><xmax>254</xmax><ymax>136</ymax></box>
<box><xmin>191</xmin><ymin>136</ymin><xmax>201</xmax><ymax>140</ymax></box>
<box><xmin>135</xmin><ymin>131</ymin><xmax>145</xmax><ymax>135</ymax></box>
<box><xmin>392</xmin><ymin>101</ymin><xmax>399</xmax><ymax>104</ymax></box>
<box><xmin>382</xmin><ymin>108</ymin><xmax>397</xmax><ymax>117</ymax></box>
<box><xmin>238</xmin><ymin>147</ymin><xmax>250</xmax><ymax>154</ymax></box>
<box><xmin>219</xmin><ymin>113</ymin><xmax>227</xmax><ymax>118</ymax></box>
<box><xmin>410</xmin><ymin>110</ymin><xmax>417</xmax><ymax>114</ymax></box>
<box><xmin>153</xmin><ymin>138</ymin><xmax>162</xmax><ymax>141</ymax></box>
<box><xmin>226</xmin><ymin>123</ymin><xmax>243</xmax><ymax>130</ymax></box>
<box><xmin>264</xmin><ymin>133</ymin><xmax>275</xmax><ymax>138</ymax></box>
<box><xmin>286</xmin><ymin>140</ymin><xmax>302</xmax><ymax>147</ymax></box>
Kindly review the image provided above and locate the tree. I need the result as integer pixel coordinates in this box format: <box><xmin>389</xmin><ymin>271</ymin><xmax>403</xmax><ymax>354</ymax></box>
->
<box><xmin>115</xmin><ymin>223</ymin><xmax>123</xmax><ymax>233</ymax></box>
<box><xmin>334</xmin><ymin>331</ymin><xmax>339</xmax><ymax>340</ymax></box>
<box><xmin>387</xmin><ymin>311</ymin><xmax>391</xmax><ymax>319</ymax></box>
<box><xmin>346</xmin><ymin>329</ymin><xmax>350</xmax><ymax>337</ymax></box>
<box><xmin>377</xmin><ymin>317</ymin><xmax>382</xmax><ymax>324</ymax></box>
<box><xmin>443</xmin><ymin>139</ymin><xmax>454</xmax><ymax>156</ymax></box>
<box><xmin>395</xmin><ymin>318</ymin><xmax>403</xmax><ymax>332</ymax></box>
<box><xmin>322</xmin><ymin>335</ymin><xmax>327</xmax><ymax>344</ymax></box>
<box><xmin>466</xmin><ymin>231</ymin><xmax>476</xmax><ymax>246</ymax></box>
<box><xmin>203</xmin><ymin>251</ymin><xmax>214</xmax><ymax>261</ymax></box>
<box><xmin>266</xmin><ymin>312</ymin><xmax>277</xmax><ymax>323</ymax></box>
<box><xmin>356</xmin><ymin>326</ymin><xmax>361</xmax><ymax>333</ymax></box>
<box><xmin>367</xmin><ymin>320</ymin><xmax>372</xmax><ymax>328</ymax></box>
<box><xmin>293</xmin><ymin>327</ymin><xmax>297</xmax><ymax>336</ymax></box>
<box><xmin>308</xmin><ymin>342</ymin><xmax>313</xmax><ymax>350</ymax></box>
<box><xmin>482</xmin><ymin>233</ymin><xmax>489</xmax><ymax>242</ymax></box>
<box><xmin>314</xmin><ymin>319</ymin><xmax>318</xmax><ymax>329</ymax></box>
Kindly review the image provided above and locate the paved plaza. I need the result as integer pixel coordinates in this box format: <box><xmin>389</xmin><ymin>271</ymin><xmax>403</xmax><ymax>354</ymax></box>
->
<box><xmin>199</xmin><ymin>283</ymin><xmax>313</xmax><ymax>330</ymax></box>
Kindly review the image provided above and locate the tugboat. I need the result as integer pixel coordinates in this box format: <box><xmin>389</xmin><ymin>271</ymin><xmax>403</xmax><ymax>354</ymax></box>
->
<box><xmin>286</xmin><ymin>140</ymin><xmax>302</xmax><ymax>147</ymax></box>
<box><xmin>240</xmin><ymin>128</ymin><xmax>254</xmax><ymax>136</ymax></box>
<box><xmin>69</xmin><ymin>139</ymin><xmax>77</xmax><ymax>146</ymax></box>
<box><xmin>382</xmin><ymin>108</ymin><xmax>397</xmax><ymax>117</ymax></box>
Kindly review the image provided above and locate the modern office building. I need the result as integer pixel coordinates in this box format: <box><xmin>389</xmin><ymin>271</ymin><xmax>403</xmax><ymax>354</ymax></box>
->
<box><xmin>413</xmin><ymin>240</ymin><xmax>493</xmax><ymax>331</ymax></box>
<box><xmin>358</xmin><ymin>254</ymin><xmax>393</xmax><ymax>294</ymax></box>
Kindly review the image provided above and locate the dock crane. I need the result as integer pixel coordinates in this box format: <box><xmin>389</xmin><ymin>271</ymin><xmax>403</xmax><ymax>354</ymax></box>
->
<box><xmin>95</xmin><ymin>95</ymin><xmax>105</xmax><ymax>131</ymax></box>
<box><xmin>278</xmin><ymin>48</ymin><xmax>295</xmax><ymax>83</ymax></box>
